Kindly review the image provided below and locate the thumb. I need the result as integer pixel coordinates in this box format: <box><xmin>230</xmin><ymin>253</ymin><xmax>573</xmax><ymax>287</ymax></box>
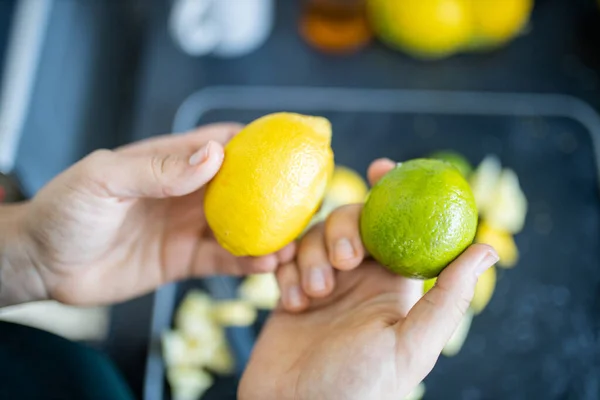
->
<box><xmin>394</xmin><ymin>244</ymin><xmax>498</xmax><ymax>375</ymax></box>
<box><xmin>83</xmin><ymin>141</ymin><xmax>224</xmax><ymax>198</ymax></box>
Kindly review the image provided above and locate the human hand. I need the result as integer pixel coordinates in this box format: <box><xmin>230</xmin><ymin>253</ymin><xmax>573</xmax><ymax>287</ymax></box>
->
<box><xmin>3</xmin><ymin>124</ymin><xmax>294</xmax><ymax>306</ymax></box>
<box><xmin>239</xmin><ymin>158</ymin><xmax>498</xmax><ymax>400</ymax></box>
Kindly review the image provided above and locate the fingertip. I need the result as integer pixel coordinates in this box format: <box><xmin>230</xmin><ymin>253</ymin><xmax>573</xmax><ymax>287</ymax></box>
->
<box><xmin>324</xmin><ymin>205</ymin><xmax>365</xmax><ymax>271</ymax></box>
<box><xmin>301</xmin><ymin>264</ymin><xmax>335</xmax><ymax>298</ymax></box>
<box><xmin>367</xmin><ymin>158</ymin><xmax>396</xmax><ymax>185</ymax></box>
<box><xmin>241</xmin><ymin>254</ymin><xmax>278</xmax><ymax>273</ymax></box>
<box><xmin>276</xmin><ymin>242</ymin><xmax>297</xmax><ymax>264</ymax></box>
<box><xmin>276</xmin><ymin>262</ymin><xmax>310</xmax><ymax>312</ymax></box>
<box><xmin>441</xmin><ymin>243</ymin><xmax>499</xmax><ymax>280</ymax></box>
<box><xmin>282</xmin><ymin>285</ymin><xmax>310</xmax><ymax>312</ymax></box>
<box><xmin>328</xmin><ymin>236</ymin><xmax>365</xmax><ymax>271</ymax></box>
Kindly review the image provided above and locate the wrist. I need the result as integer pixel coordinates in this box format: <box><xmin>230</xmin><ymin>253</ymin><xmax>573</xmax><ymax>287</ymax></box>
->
<box><xmin>0</xmin><ymin>203</ymin><xmax>48</xmax><ymax>307</ymax></box>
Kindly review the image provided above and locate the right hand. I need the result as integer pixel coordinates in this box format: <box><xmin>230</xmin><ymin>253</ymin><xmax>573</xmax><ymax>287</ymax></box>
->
<box><xmin>239</xmin><ymin>158</ymin><xmax>498</xmax><ymax>400</ymax></box>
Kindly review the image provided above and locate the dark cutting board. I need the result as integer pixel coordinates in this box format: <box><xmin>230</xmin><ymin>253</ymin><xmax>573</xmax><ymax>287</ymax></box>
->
<box><xmin>144</xmin><ymin>87</ymin><xmax>600</xmax><ymax>400</ymax></box>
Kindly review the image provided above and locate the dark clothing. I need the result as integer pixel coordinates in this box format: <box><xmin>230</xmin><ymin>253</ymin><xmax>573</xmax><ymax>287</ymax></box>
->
<box><xmin>0</xmin><ymin>321</ymin><xmax>133</xmax><ymax>400</ymax></box>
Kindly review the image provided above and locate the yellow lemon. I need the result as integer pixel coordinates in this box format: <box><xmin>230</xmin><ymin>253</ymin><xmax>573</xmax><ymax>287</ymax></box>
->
<box><xmin>360</xmin><ymin>159</ymin><xmax>478</xmax><ymax>279</ymax></box>
<box><xmin>368</xmin><ymin>0</ymin><xmax>472</xmax><ymax>59</ymax></box>
<box><xmin>469</xmin><ymin>0</ymin><xmax>533</xmax><ymax>48</ymax></box>
<box><xmin>326</xmin><ymin>166</ymin><xmax>368</xmax><ymax>206</ymax></box>
<box><xmin>305</xmin><ymin>165</ymin><xmax>368</xmax><ymax>232</ymax></box>
<box><xmin>475</xmin><ymin>221</ymin><xmax>519</xmax><ymax>268</ymax></box>
<box><xmin>471</xmin><ymin>265</ymin><xmax>497</xmax><ymax>313</ymax></box>
<box><xmin>204</xmin><ymin>112</ymin><xmax>334</xmax><ymax>256</ymax></box>
<box><xmin>423</xmin><ymin>265</ymin><xmax>497</xmax><ymax>314</ymax></box>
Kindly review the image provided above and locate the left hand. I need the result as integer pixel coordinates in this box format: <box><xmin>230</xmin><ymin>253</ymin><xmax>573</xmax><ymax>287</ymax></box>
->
<box><xmin>9</xmin><ymin>123</ymin><xmax>294</xmax><ymax>306</ymax></box>
<box><xmin>239</xmin><ymin>159</ymin><xmax>498</xmax><ymax>400</ymax></box>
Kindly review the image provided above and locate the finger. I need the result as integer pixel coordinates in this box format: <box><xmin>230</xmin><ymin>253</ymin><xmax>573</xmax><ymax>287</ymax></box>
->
<box><xmin>394</xmin><ymin>244</ymin><xmax>498</xmax><ymax>372</ymax></box>
<box><xmin>297</xmin><ymin>223</ymin><xmax>335</xmax><ymax>297</ymax></box>
<box><xmin>324</xmin><ymin>204</ymin><xmax>366</xmax><ymax>270</ymax></box>
<box><xmin>82</xmin><ymin>141</ymin><xmax>224</xmax><ymax>198</ymax></box>
<box><xmin>116</xmin><ymin>123</ymin><xmax>243</xmax><ymax>156</ymax></box>
<box><xmin>367</xmin><ymin>158</ymin><xmax>396</xmax><ymax>186</ymax></box>
<box><xmin>276</xmin><ymin>242</ymin><xmax>297</xmax><ymax>264</ymax></box>
<box><xmin>276</xmin><ymin>262</ymin><xmax>309</xmax><ymax>312</ymax></box>
<box><xmin>238</xmin><ymin>254</ymin><xmax>279</xmax><ymax>274</ymax></box>
<box><xmin>236</xmin><ymin>242</ymin><xmax>296</xmax><ymax>273</ymax></box>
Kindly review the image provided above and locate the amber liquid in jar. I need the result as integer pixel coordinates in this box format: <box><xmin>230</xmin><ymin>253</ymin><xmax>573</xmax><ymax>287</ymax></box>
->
<box><xmin>300</xmin><ymin>0</ymin><xmax>372</xmax><ymax>54</ymax></box>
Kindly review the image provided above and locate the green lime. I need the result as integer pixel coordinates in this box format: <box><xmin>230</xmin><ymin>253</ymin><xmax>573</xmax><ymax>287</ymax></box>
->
<box><xmin>429</xmin><ymin>150</ymin><xmax>473</xmax><ymax>178</ymax></box>
<box><xmin>360</xmin><ymin>159</ymin><xmax>478</xmax><ymax>279</ymax></box>
<box><xmin>423</xmin><ymin>278</ymin><xmax>436</xmax><ymax>294</ymax></box>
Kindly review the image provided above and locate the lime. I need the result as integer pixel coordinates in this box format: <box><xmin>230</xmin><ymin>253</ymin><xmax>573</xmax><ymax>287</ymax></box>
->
<box><xmin>360</xmin><ymin>159</ymin><xmax>478</xmax><ymax>279</ymax></box>
<box><xmin>429</xmin><ymin>150</ymin><xmax>473</xmax><ymax>178</ymax></box>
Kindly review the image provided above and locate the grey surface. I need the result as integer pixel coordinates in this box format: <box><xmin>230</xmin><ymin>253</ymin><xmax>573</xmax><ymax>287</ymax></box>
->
<box><xmin>145</xmin><ymin>87</ymin><xmax>600</xmax><ymax>400</ymax></box>
<box><xmin>12</xmin><ymin>0</ymin><xmax>145</xmax><ymax>197</ymax></box>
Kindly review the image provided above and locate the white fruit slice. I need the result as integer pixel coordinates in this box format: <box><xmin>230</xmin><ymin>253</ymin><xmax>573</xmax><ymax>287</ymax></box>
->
<box><xmin>167</xmin><ymin>366</ymin><xmax>213</xmax><ymax>400</ymax></box>
<box><xmin>405</xmin><ymin>382</ymin><xmax>426</xmax><ymax>400</ymax></box>
<box><xmin>442</xmin><ymin>309</ymin><xmax>474</xmax><ymax>357</ymax></box>
<box><xmin>483</xmin><ymin>168</ymin><xmax>528</xmax><ymax>234</ymax></box>
<box><xmin>162</xmin><ymin>328</ymin><xmax>222</xmax><ymax>367</ymax></box>
<box><xmin>470</xmin><ymin>155</ymin><xmax>502</xmax><ymax>212</ymax></box>
<box><xmin>162</xmin><ymin>330</ymin><xmax>189</xmax><ymax>367</ymax></box>
<box><xmin>205</xmin><ymin>341</ymin><xmax>235</xmax><ymax>375</ymax></box>
<box><xmin>211</xmin><ymin>300</ymin><xmax>257</xmax><ymax>327</ymax></box>
<box><xmin>175</xmin><ymin>290</ymin><xmax>214</xmax><ymax>337</ymax></box>
<box><xmin>238</xmin><ymin>273</ymin><xmax>280</xmax><ymax>309</ymax></box>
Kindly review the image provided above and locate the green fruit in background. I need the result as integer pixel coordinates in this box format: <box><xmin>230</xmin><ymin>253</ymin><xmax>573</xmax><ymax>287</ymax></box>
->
<box><xmin>360</xmin><ymin>159</ymin><xmax>478</xmax><ymax>279</ymax></box>
<box><xmin>429</xmin><ymin>150</ymin><xmax>473</xmax><ymax>178</ymax></box>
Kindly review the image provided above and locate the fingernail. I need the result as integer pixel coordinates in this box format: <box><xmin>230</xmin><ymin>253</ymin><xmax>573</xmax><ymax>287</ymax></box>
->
<box><xmin>286</xmin><ymin>286</ymin><xmax>303</xmax><ymax>309</ymax></box>
<box><xmin>308</xmin><ymin>267</ymin><xmax>327</xmax><ymax>292</ymax></box>
<box><xmin>189</xmin><ymin>142</ymin><xmax>212</xmax><ymax>166</ymax></box>
<box><xmin>475</xmin><ymin>249</ymin><xmax>499</xmax><ymax>276</ymax></box>
<box><xmin>334</xmin><ymin>238</ymin><xmax>355</xmax><ymax>262</ymax></box>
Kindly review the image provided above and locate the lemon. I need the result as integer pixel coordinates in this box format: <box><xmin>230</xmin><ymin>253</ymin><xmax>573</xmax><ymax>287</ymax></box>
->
<box><xmin>429</xmin><ymin>150</ymin><xmax>473</xmax><ymax>177</ymax></box>
<box><xmin>469</xmin><ymin>0</ymin><xmax>533</xmax><ymax>49</ymax></box>
<box><xmin>368</xmin><ymin>0</ymin><xmax>472</xmax><ymax>59</ymax></box>
<box><xmin>475</xmin><ymin>222</ymin><xmax>519</xmax><ymax>268</ymax></box>
<box><xmin>307</xmin><ymin>165</ymin><xmax>368</xmax><ymax>231</ymax></box>
<box><xmin>360</xmin><ymin>159</ymin><xmax>478</xmax><ymax>279</ymax></box>
<box><xmin>471</xmin><ymin>265</ymin><xmax>497</xmax><ymax>313</ymax></box>
<box><xmin>326</xmin><ymin>166</ymin><xmax>368</xmax><ymax>206</ymax></box>
<box><xmin>423</xmin><ymin>265</ymin><xmax>497</xmax><ymax>314</ymax></box>
<box><xmin>204</xmin><ymin>112</ymin><xmax>334</xmax><ymax>256</ymax></box>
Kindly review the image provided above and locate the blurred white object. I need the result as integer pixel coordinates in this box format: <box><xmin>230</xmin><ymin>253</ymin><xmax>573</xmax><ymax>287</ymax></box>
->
<box><xmin>168</xmin><ymin>0</ymin><xmax>274</xmax><ymax>58</ymax></box>
<box><xmin>167</xmin><ymin>366</ymin><xmax>214</xmax><ymax>400</ymax></box>
<box><xmin>0</xmin><ymin>0</ymin><xmax>53</xmax><ymax>173</ymax></box>
<box><xmin>441</xmin><ymin>308</ymin><xmax>473</xmax><ymax>357</ymax></box>
<box><xmin>211</xmin><ymin>300</ymin><xmax>257</xmax><ymax>327</ymax></box>
<box><xmin>470</xmin><ymin>155</ymin><xmax>502</xmax><ymax>212</ymax></box>
<box><xmin>0</xmin><ymin>300</ymin><xmax>109</xmax><ymax>341</ymax></box>
<box><xmin>238</xmin><ymin>273</ymin><xmax>280</xmax><ymax>309</ymax></box>
<box><xmin>405</xmin><ymin>382</ymin><xmax>426</xmax><ymax>400</ymax></box>
<box><xmin>483</xmin><ymin>168</ymin><xmax>528</xmax><ymax>234</ymax></box>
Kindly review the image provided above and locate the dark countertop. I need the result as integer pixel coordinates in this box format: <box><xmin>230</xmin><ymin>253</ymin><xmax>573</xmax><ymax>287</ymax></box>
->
<box><xmin>110</xmin><ymin>0</ymin><xmax>600</xmax><ymax>397</ymax></box>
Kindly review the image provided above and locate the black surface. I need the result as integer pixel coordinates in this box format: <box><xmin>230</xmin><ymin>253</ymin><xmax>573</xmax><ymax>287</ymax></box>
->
<box><xmin>145</xmin><ymin>87</ymin><xmax>600</xmax><ymax>400</ymax></box>
<box><xmin>0</xmin><ymin>0</ymin><xmax>17</xmax><ymax>92</ymax></box>
<box><xmin>120</xmin><ymin>0</ymin><xmax>600</xmax><ymax>398</ymax></box>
